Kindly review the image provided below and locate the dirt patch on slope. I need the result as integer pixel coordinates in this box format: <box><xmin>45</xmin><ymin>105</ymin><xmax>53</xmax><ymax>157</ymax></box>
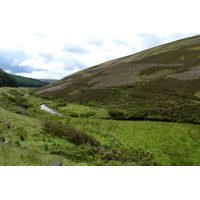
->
<box><xmin>167</xmin><ymin>66</ymin><xmax>200</xmax><ymax>80</ymax></box>
<box><xmin>87</xmin><ymin>63</ymin><xmax>182</xmax><ymax>88</ymax></box>
<box><xmin>36</xmin><ymin>82</ymin><xmax>72</xmax><ymax>94</ymax></box>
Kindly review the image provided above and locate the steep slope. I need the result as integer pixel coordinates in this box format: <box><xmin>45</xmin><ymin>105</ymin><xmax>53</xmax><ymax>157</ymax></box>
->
<box><xmin>37</xmin><ymin>35</ymin><xmax>200</xmax><ymax>123</ymax></box>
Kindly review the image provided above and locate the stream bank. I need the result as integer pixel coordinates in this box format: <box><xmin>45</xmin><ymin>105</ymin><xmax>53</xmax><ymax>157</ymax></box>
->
<box><xmin>40</xmin><ymin>104</ymin><xmax>64</xmax><ymax>116</ymax></box>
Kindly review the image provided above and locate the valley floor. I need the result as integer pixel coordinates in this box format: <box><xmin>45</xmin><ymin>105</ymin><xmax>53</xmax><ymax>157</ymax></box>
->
<box><xmin>0</xmin><ymin>87</ymin><xmax>200</xmax><ymax>166</ymax></box>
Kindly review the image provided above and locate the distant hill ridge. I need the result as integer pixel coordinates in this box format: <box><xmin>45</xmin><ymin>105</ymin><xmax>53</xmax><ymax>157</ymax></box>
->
<box><xmin>38</xmin><ymin>35</ymin><xmax>200</xmax><ymax>93</ymax></box>
<box><xmin>0</xmin><ymin>69</ymin><xmax>49</xmax><ymax>87</ymax></box>
<box><xmin>37</xmin><ymin>79</ymin><xmax>58</xmax><ymax>84</ymax></box>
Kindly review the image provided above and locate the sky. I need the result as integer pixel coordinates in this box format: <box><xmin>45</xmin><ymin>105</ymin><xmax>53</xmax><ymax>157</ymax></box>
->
<box><xmin>0</xmin><ymin>0</ymin><xmax>199</xmax><ymax>79</ymax></box>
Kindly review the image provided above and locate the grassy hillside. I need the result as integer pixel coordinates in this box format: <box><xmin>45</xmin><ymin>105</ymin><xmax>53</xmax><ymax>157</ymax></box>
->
<box><xmin>37</xmin><ymin>35</ymin><xmax>200</xmax><ymax>124</ymax></box>
<box><xmin>1</xmin><ymin>87</ymin><xmax>200</xmax><ymax>166</ymax></box>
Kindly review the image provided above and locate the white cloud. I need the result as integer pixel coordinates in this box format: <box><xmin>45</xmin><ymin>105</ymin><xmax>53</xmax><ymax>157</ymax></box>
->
<box><xmin>0</xmin><ymin>0</ymin><xmax>199</xmax><ymax>79</ymax></box>
<box><xmin>12</xmin><ymin>59</ymin><xmax>19</xmax><ymax>66</ymax></box>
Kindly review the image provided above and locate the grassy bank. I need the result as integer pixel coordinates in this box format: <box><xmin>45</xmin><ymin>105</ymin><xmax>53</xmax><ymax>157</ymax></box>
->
<box><xmin>0</xmin><ymin>87</ymin><xmax>200</xmax><ymax>165</ymax></box>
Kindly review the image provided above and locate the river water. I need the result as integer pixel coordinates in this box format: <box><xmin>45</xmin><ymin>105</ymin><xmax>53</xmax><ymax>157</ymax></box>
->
<box><xmin>40</xmin><ymin>104</ymin><xmax>64</xmax><ymax>116</ymax></box>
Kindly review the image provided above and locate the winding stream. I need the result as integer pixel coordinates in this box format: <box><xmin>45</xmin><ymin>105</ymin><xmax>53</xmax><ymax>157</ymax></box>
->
<box><xmin>40</xmin><ymin>104</ymin><xmax>64</xmax><ymax>116</ymax></box>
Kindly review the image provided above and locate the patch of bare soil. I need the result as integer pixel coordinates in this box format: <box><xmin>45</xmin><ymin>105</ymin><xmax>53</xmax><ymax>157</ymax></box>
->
<box><xmin>167</xmin><ymin>66</ymin><xmax>200</xmax><ymax>80</ymax></box>
<box><xmin>87</xmin><ymin>63</ymin><xmax>180</xmax><ymax>88</ymax></box>
<box><xmin>36</xmin><ymin>82</ymin><xmax>72</xmax><ymax>94</ymax></box>
<box><xmin>87</xmin><ymin>63</ymin><xmax>156</xmax><ymax>88</ymax></box>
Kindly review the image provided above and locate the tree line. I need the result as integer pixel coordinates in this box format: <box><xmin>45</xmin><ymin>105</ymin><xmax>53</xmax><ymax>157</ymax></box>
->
<box><xmin>0</xmin><ymin>69</ymin><xmax>17</xmax><ymax>87</ymax></box>
<box><xmin>0</xmin><ymin>68</ymin><xmax>49</xmax><ymax>87</ymax></box>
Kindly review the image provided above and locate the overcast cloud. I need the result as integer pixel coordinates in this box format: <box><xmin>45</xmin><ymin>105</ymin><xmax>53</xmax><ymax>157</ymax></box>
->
<box><xmin>0</xmin><ymin>0</ymin><xmax>199</xmax><ymax>79</ymax></box>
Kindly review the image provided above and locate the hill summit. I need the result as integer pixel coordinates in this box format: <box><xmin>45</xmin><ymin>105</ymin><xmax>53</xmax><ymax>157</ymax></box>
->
<box><xmin>37</xmin><ymin>35</ymin><xmax>200</xmax><ymax>123</ymax></box>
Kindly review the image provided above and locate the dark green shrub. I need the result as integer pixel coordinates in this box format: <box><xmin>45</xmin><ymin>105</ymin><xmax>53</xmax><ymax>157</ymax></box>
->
<box><xmin>0</xmin><ymin>133</ymin><xmax>6</xmax><ymax>142</ymax></box>
<box><xmin>126</xmin><ymin>85</ymin><xmax>135</xmax><ymax>88</ymax></box>
<box><xmin>125</xmin><ymin>108</ymin><xmax>148</xmax><ymax>120</ymax></box>
<box><xmin>43</xmin><ymin>121</ymin><xmax>100</xmax><ymax>146</ymax></box>
<box><xmin>108</xmin><ymin>108</ymin><xmax>148</xmax><ymax>121</ymax></box>
<box><xmin>108</xmin><ymin>109</ymin><xmax>125</xmax><ymax>120</ymax></box>
<box><xmin>86</xmin><ymin>83</ymin><xmax>93</xmax><ymax>87</ymax></box>
<box><xmin>184</xmin><ymin>113</ymin><xmax>200</xmax><ymax>124</ymax></box>
<box><xmin>50</xmin><ymin>144</ymin><xmax>156</xmax><ymax>166</ymax></box>
<box><xmin>15</xmin><ymin>140</ymin><xmax>20</xmax><ymax>146</ymax></box>
<box><xmin>57</xmin><ymin>101</ymin><xmax>67</xmax><ymax>107</ymax></box>
<box><xmin>80</xmin><ymin>111</ymin><xmax>96</xmax><ymax>118</ymax></box>
<box><xmin>98</xmin><ymin>147</ymin><xmax>156</xmax><ymax>166</ymax></box>
<box><xmin>52</xmin><ymin>99</ymin><xmax>67</xmax><ymax>109</ymax></box>
<box><xmin>106</xmin><ymin>88</ymin><xmax>122</xmax><ymax>92</ymax></box>
<box><xmin>44</xmin><ymin>144</ymin><xmax>50</xmax><ymax>151</ymax></box>
<box><xmin>40</xmin><ymin>95</ymin><xmax>51</xmax><ymax>100</ymax></box>
<box><xmin>50</xmin><ymin>145</ymin><xmax>98</xmax><ymax>162</ymax></box>
<box><xmin>20</xmin><ymin>134</ymin><xmax>25</xmax><ymax>141</ymax></box>
<box><xmin>85</xmin><ymin>101</ymin><xmax>102</xmax><ymax>107</ymax></box>
<box><xmin>68</xmin><ymin>112</ymin><xmax>79</xmax><ymax>118</ymax></box>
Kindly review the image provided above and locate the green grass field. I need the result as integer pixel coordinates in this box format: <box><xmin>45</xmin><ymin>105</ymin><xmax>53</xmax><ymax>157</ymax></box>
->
<box><xmin>0</xmin><ymin>87</ymin><xmax>200</xmax><ymax>166</ymax></box>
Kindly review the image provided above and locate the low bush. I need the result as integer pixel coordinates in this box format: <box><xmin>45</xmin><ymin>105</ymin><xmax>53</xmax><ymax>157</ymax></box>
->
<box><xmin>68</xmin><ymin>112</ymin><xmax>79</xmax><ymax>118</ymax></box>
<box><xmin>124</xmin><ymin>108</ymin><xmax>148</xmax><ymax>120</ymax></box>
<box><xmin>98</xmin><ymin>147</ymin><xmax>156</xmax><ymax>166</ymax></box>
<box><xmin>57</xmin><ymin>101</ymin><xmax>67</xmax><ymax>108</ymax></box>
<box><xmin>52</xmin><ymin>99</ymin><xmax>67</xmax><ymax>109</ymax></box>
<box><xmin>183</xmin><ymin>113</ymin><xmax>200</xmax><ymax>124</ymax></box>
<box><xmin>108</xmin><ymin>107</ymin><xmax>148</xmax><ymax>120</ymax></box>
<box><xmin>85</xmin><ymin>101</ymin><xmax>102</xmax><ymax>107</ymax></box>
<box><xmin>108</xmin><ymin>109</ymin><xmax>125</xmax><ymax>120</ymax></box>
<box><xmin>50</xmin><ymin>145</ymin><xmax>98</xmax><ymax>163</ymax></box>
<box><xmin>0</xmin><ymin>133</ymin><xmax>6</xmax><ymax>143</ymax></box>
<box><xmin>80</xmin><ymin>111</ymin><xmax>96</xmax><ymax>118</ymax></box>
<box><xmin>43</xmin><ymin>121</ymin><xmax>100</xmax><ymax>146</ymax></box>
<box><xmin>50</xmin><ymin>145</ymin><xmax>156</xmax><ymax>166</ymax></box>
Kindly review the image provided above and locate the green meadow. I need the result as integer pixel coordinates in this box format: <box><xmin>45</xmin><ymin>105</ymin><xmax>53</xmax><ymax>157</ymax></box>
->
<box><xmin>0</xmin><ymin>87</ymin><xmax>200</xmax><ymax>166</ymax></box>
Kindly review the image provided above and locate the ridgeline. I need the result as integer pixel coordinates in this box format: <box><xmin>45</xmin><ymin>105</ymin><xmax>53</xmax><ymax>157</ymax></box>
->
<box><xmin>37</xmin><ymin>35</ymin><xmax>200</xmax><ymax>124</ymax></box>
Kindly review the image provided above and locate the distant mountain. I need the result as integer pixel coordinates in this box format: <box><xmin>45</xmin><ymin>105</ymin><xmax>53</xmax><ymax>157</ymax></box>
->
<box><xmin>37</xmin><ymin>35</ymin><xmax>200</xmax><ymax>123</ymax></box>
<box><xmin>37</xmin><ymin>79</ymin><xmax>58</xmax><ymax>84</ymax></box>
